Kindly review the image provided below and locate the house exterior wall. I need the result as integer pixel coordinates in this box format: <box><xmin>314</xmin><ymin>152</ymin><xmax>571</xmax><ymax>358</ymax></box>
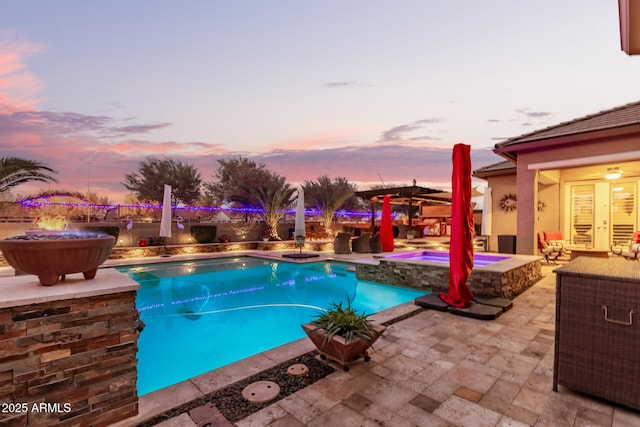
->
<box><xmin>483</xmin><ymin>174</ymin><xmax>517</xmax><ymax>252</ymax></box>
<box><xmin>512</xmin><ymin>133</ymin><xmax>640</xmax><ymax>254</ymax></box>
<box><xmin>537</xmin><ymin>182</ymin><xmax>561</xmax><ymax>239</ymax></box>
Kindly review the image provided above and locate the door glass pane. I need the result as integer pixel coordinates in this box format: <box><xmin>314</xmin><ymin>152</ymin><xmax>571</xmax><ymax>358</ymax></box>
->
<box><xmin>611</xmin><ymin>181</ymin><xmax>637</xmax><ymax>244</ymax></box>
<box><xmin>571</xmin><ymin>185</ymin><xmax>593</xmax><ymax>245</ymax></box>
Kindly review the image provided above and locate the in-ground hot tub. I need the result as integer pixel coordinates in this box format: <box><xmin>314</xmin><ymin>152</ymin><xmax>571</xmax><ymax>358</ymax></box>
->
<box><xmin>356</xmin><ymin>250</ymin><xmax>542</xmax><ymax>298</ymax></box>
<box><xmin>385</xmin><ymin>251</ymin><xmax>511</xmax><ymax>267</ymax></box>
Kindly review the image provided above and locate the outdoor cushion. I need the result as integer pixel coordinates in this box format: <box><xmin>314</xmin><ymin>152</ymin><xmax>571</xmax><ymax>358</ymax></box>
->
<box><xmin>538</xmin><ymin>233</ymin><xmax>562</xmax><ymax>264</ymax></box>
<box><xmin>611</xmin><ymin>242</ymin><xmax>640</xmax><ymax>260</ymax></box>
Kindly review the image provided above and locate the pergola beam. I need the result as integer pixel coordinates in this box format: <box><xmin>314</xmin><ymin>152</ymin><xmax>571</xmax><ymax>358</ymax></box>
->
<box><xmin>619</xmin><ymin>0</ymin><xmax>640</xmax><ymax>55</ymax></box>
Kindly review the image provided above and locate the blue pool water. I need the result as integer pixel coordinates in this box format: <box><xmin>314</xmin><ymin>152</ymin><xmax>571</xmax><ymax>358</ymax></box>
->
<box><xmin>116</xmin><ymin>257</ymin><xmax>426</xmax><ymax>395</ymax></box>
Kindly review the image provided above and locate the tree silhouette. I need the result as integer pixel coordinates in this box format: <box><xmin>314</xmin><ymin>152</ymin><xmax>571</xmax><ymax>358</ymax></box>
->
<box><xmin>0</xmin><ymin>157</ymin><xmax>57</xmax><ymax>195</ymax></box>
<box><xmin>303</xmin><ymin>175</ymin><xmax>358</xmax><ymax>235</ymax></box>
<box><xmin>122</xmin><ymin>158</ymin><xmax>201</xmax><ymax>205</ymax></box>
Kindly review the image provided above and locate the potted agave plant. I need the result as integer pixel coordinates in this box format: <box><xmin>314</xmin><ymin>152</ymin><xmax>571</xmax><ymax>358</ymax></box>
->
<box><xmin>406</xmin><ymin>227</ymin><xmax>416</xmax><ymax>240</ymax></box>
<box><xmin>301</xmin><ymin>298</ymin><xmax>386</xmax><ymax>371</ymax></box>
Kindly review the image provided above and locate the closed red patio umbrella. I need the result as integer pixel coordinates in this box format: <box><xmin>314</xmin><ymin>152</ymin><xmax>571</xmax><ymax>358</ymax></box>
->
<box><xmin>440</xmin><ymin>144</ymin><xmax>474</xmax><ymax>308</ymax></box>
<box><xmin>380</xmin><ymin>195</ymin><xmax>395</xmax><ymax>252</ymax></box>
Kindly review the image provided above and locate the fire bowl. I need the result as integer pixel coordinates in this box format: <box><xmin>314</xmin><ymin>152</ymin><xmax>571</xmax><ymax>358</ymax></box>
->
<box><xmin>0</xmin><ymin>232</ymin><xmax>115</xmax><ymax>286</ymax></box>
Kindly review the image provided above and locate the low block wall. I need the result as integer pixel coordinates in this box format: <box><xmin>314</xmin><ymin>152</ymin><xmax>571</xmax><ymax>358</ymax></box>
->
<box><xmin>0</xmin><ymin>272</ymin><xmax>141</xmax><ymax>426</ymax></box>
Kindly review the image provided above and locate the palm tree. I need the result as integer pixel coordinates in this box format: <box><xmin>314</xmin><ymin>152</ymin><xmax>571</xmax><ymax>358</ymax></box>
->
<box><xmin>232</xmin><ymin>172</ymin><xmax>296</xmax><ymax>240</ymax></box>
<box><xmin>0</xmin><ymin>157</ymin><xmax>58</xmax><ymax>195</ymax></box>
<box><xmin>303</xmin><ymin>175</ymin><xmax>357</xmax><ymax>236</ymax></box>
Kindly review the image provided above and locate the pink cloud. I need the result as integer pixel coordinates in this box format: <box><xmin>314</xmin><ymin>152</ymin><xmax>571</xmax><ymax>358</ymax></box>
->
<box><xmin>0</xmin><ymin>36</ymin><xmax>45</xmax><ymax>113</ymax></box>
<box><xmin>0</xmin><ymin>35</ymin><xmax>502</xmax><ymax>203</ymax></box>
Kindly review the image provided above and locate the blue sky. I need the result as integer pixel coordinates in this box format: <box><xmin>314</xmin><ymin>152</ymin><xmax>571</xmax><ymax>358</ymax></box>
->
<box><xmin>1</xmin><ymin>1</ymin><xmax>639</xmax><ymax>202</ymax></box>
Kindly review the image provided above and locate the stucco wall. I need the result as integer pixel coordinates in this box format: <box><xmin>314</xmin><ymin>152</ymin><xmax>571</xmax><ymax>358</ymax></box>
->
<box><xmin>537</xmin><ymin>182</ymin><xmax>561</xmax><ymax>241</ymax></box>
<box><xmin>484</xmin><ymin>174</ymin><xmax>517</xmax><ymax>252</ymax></box>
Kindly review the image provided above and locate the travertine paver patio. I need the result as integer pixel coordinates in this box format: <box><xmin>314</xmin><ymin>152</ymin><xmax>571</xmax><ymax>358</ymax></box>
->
<box><xmin>155</xmin><ymin>263</ymin><xmax>639</xmax><ymax>427</ymax></box>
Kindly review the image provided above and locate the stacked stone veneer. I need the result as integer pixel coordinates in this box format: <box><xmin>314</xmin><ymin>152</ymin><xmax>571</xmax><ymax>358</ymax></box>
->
<box><xmin>0</xmin><ymin>291</ymin><xmax>141</xmax><ymax>426</ymax></box>
<box><xmin>105</xmin><ymin>240</ymin><xmax>333</xmax><ymax>261</ymax></box>
<box><xmin>1</xmin><ymin>240</ymin><xmax>334</xmax><ymax>267</ymax></box>
<box><xmin>357</xmin><ymin>258</ymin><xmax>542</xmax><ymax>298</ymax></box>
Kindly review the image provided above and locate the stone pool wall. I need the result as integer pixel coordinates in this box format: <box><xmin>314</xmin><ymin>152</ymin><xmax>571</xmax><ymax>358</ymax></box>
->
<box><xmin>0</xmin><ymin>241</ymin><xmax>335</xmax><ymax>267</ymax></box>
<box><xmin>0</xmin><ymin>272</ymin><xmax>141</xmax><ymax>426</ymax></box>
<box><xmin>356</xmin><ymin>257</ymin><xmax>542</xmax><ymax>298</ymax></box>
<box><xmin>105</xmin><ymin>240</ymin><xmax>333</xmax><ymax>260</ymax></box>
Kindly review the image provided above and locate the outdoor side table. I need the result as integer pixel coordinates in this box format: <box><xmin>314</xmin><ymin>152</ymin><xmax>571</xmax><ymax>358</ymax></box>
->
<box><xmin>553</xmin><ymin>258</ymin><xmax>640</xmax><ymax>411</ymax></box>
<box><xmin>568</xmin><ymin>248</ymin><xmax>609</xmax><ymax>260</ymax></box>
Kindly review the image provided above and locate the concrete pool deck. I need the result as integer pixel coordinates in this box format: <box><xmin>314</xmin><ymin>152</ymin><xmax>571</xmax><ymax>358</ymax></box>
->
<box><xmin>3</xmin><ymin>249</ymin><xmax>640</xmax><ymax>426</ymax></box>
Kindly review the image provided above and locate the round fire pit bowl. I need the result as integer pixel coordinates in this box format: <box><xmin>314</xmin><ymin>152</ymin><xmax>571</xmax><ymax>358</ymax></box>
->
<box><xmin>0</xmin><ymin>232</ymin><xmax>116</xmax><ymax>286</ymax></box>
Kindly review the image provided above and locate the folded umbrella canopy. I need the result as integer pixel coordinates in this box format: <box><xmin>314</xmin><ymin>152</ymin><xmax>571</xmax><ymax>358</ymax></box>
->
<box><xmin>160</xmin><ymin>184</ymin><xmax>172</xmax><ymax>239</ymax></box>
<box><xmin>380</xmin><ymin>195</ymin><xmax>395</xmax><ymax>252</ymax></box>
<box><xmin>282</xmin><ymin>186</ymin><xmax>318</xmax><ymax>259</ymax></box>
<box><xmin>440</xmin><ymin>144</ymin><xmax>474</xmax><ymax>308</ymax></box>
<box><xmin>294</xmin><ymin>186</ymin><xmax>306</xmax><ymax>251</ymax></box>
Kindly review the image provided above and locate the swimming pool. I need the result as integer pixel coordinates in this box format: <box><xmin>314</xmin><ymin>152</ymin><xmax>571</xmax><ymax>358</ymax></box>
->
<box><xmin>385</xmin><ymin>250</ymin><xmax>510</xmax><ymax>266</ymax></box>
<box><xmin>116</xmin><ymin>257</ymin><xmax>425</xmax><ymax>395</ymax></box>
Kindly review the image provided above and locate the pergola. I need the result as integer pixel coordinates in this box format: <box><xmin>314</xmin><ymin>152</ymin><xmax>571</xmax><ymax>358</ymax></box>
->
<box><xmin>354</xmin><ymin>185</ymin><xmax>451</xmax><ymax>229</ymax></box>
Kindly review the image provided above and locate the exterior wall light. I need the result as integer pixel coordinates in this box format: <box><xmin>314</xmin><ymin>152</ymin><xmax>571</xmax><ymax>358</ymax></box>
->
<box><xmin>605</xmin><ymin>167</ymin><xmax>622</xmax><ymax>180</ymax></box>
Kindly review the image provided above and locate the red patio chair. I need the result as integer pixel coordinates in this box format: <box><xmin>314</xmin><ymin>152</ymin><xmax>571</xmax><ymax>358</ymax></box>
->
<box><xmin>611</xmin><ymin>231</ymin><xmax>640</xmax><ymax>260</ymax></box>
<box><xmin>538</xmin><ymin>233</ymin><xmax>563</xmax><ymax>264</ymax></box>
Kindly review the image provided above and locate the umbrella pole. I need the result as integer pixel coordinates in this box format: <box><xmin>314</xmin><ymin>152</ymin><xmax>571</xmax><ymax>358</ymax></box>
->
<box><xmin>161</xmin><ymin>243</ymin><xmax>171</xmax><ymax>257</ymax></box>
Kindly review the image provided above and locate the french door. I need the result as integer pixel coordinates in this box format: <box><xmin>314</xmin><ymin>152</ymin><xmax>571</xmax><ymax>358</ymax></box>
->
<box><xmin>566</xmin><ymin>181</ymin><xmax>638</xmax><ymax>248</ymax></box>
<box><xmin>610</xmin><ymin>181</ymin><xmax>637</xmax><ymax>244</ymax></box>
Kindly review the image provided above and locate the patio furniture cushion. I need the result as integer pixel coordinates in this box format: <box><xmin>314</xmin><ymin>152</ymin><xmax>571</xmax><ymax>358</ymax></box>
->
<box><xmin>538</xmin><ymin>233</ymin><xmax>563</xmax><ymax>264</ymax></box>
<box><xmin>611</xmin><ymin>242</ymin><xmax>640</xmax><ymax>260</ymax></box>
<box><xmin>543</xmin><ymin>231</ymin><xmax>565</xmax><ymax>245</ymax></box>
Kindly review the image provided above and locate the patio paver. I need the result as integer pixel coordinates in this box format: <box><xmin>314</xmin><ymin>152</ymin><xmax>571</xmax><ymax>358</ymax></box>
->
<box><xmin>231</xmin><ymin>263</ymin><xmax>640</xmax><ymax>427</ymax></box>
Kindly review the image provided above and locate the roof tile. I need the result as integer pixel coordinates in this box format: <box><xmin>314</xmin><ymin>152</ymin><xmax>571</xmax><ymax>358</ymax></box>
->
<box><xmin>495</xmin><ymin>100</ymin><xmax>640</xmax><ymax>148</ymax></box>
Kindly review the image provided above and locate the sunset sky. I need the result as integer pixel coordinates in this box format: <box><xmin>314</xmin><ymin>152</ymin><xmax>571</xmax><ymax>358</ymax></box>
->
<box><xmin>2</xmin><ymin>1</ymin><xmax>639</xmax><ymax>203</ymax></box>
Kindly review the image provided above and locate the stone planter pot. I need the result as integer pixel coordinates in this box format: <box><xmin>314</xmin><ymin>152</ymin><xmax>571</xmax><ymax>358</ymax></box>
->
<box><xmin>0</xmin><ymin>232</ymin><xmax>116</xmax><ymax>286</ymax></box>
<box><xmin>301</xmin><ymin>322</ymin><xmax>386</xmax><ymax>371</ymax></box>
